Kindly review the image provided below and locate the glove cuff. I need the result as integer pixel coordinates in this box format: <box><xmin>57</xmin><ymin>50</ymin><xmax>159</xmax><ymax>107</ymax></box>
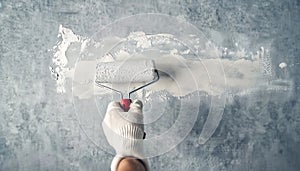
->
<box><xmin>115</xmin><ymin>124</ymin><xmax>145</xmax><ymax>157</ymax></box>
<box><xmin>111</xmin><ymin>156</ymin><xmax>150</xmax><ymax>171</ymax></box>
<box><xmin>117</xmin><ymin>124</ymin><xmax>144</xmax><ymax>139</ymax></box>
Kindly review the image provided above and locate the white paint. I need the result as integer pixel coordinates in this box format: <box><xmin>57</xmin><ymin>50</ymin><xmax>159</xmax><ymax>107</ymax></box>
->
<box><xmin>279</xmin><ymin>62</ymin><xmax>287</xmax><ymax>69</ymax></box>
<box><xmin>52</xmin><ymin>27</ymin><xmax>268</xmax><ymax>99</ymax></box>
<box><xmin>128</xmin><ymin>32</ymin><xmax>151</xmax><ymax>48</ymax></box>
<box><xmin>51</xmin><ymin>25</ymin><xmax>82</xmax><ymax>93</ymax></box>
<box><xmin>72</xmin><ymin>54</ymin><xmax>260</xmax><ymax>98</ymax></box>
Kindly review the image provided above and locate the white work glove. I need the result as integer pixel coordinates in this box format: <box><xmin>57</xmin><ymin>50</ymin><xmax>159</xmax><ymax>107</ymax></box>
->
<box><xmin>102</xmin><ymin>100</ymin><xmax>149</xmax><ymax>171</ymax></box>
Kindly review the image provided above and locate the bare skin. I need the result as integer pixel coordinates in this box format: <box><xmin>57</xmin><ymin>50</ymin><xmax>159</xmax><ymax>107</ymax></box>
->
<box><xmin>117</xmin><ymin>158</ymin><xmax>146</xmax><ymax>171</ymax></box>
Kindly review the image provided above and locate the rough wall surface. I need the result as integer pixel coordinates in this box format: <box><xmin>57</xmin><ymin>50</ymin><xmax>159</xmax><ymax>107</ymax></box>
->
<box><xmin>1</xmin><ymin>0</ymin><xmax>300</xmax><ymax>170</ymax></box>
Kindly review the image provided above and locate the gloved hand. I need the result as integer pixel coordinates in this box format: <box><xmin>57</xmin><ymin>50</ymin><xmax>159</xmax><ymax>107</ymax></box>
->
<box><xmin>102</xmin><ymin>100</ymin><xmax>149</xmax><ymax>171</ymax></box>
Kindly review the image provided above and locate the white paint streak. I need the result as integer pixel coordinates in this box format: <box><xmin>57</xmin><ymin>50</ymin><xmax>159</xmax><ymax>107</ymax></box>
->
<box><xmin>52</xmin><ymin>28</ymin><xmax>269</xmax><ymax>99</ymax></box>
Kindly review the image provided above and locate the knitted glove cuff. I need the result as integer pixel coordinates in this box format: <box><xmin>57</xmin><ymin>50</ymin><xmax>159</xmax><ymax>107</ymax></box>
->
<box><xmin>114</xmin><ymin>124</ymin><xmax>144</xmax><ymax>158</ymax></box>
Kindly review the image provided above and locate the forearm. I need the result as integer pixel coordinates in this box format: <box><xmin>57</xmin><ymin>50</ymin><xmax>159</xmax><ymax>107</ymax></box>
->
<box><xmin>117</xmin><ymin>158</ymin><xmax>146</xmax><ymax>171</ymax></box>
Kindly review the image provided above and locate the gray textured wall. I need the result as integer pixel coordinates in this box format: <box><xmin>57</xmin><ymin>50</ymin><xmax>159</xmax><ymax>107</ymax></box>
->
<box><xmin>1</xmin><ymin>0</ymin><xmax>300</xmax><ymax>170</ymax></box>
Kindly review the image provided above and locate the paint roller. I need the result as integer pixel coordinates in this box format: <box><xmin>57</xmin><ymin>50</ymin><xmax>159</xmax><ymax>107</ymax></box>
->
<box><xmin>95</xmin><ymin>59</ymin><xmax>160</xmax><ymax>112</ymax></box>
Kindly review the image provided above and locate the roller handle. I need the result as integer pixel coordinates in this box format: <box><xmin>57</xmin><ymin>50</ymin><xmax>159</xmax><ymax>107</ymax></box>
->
<box><xmin>120</xmin><ymin>99</ymin><xmax>132</xmax><ymax>112</ymax></box>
